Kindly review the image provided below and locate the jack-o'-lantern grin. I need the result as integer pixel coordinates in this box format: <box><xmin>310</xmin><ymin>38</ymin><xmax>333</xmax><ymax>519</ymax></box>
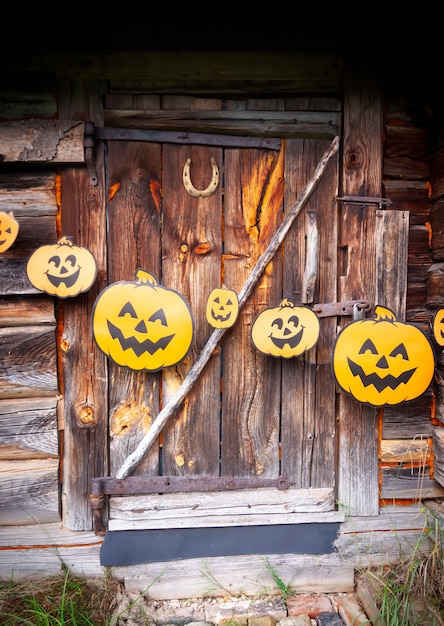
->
<box><xmin>107</xmin><ymin>302</ymin><xmax>175</xmax><ymax>356</ymax></box>
<box><xmin>269</xmin><ymin>316</ymin><xmax>304</xmax><ymax>349</ymax></box>
<box><xmin>347</xmin><ymin>355</ymin><xmax>416</xmax><ymax>392</ymax></box>
<box><xmin>46</xmin><ymin>265</ymin><xmax>81</xmax><ymax>288</ymax></box>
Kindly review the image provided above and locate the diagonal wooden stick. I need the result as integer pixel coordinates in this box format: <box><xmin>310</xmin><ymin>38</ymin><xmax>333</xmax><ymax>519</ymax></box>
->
<box><xmin>116</xmin><ymin>135</ymin><xmax>340</xmax><ymax>479</ymax></box>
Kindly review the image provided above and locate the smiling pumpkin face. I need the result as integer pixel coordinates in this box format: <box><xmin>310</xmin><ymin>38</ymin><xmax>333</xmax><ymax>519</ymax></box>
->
<box><xmin>252</xmin><ymin>298</ymin><xmax>320</xmax><ymax>358</ymax></box>
<box><xmin>26</xmin><ymin>236</ymin><xmax>97</xmax><ymax>298</ymax></box>
<box><xmin>206</xmin><ymin>286</ymin><xmax>239</xmax><ymax>329</ymax></box>
<box><xmin>332</xmin><ymin>305</ymin><xmax>435</xmax><ymax>407</ymax></box>
<box><xmin>92</xmin><ymin>268</ymin><xmax>194</xmax><ymax>371</ymax></box>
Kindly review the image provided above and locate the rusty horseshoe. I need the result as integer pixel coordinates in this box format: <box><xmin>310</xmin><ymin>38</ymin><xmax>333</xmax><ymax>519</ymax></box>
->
<box><xmin>182</xmin><ymin>157</ymin><xmax>219</xmax><ymax>198</ymax></box>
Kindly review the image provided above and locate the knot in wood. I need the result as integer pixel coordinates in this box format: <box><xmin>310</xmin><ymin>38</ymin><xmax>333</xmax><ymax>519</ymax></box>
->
<box><xmin>79</xmin><ymin>406</ymin><xmax>95</xmax><ymax>425</ymax></box>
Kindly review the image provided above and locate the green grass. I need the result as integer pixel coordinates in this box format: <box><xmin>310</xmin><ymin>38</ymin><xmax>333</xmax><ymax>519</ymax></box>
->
<box><xmin>0</xmin><ymin>568</ymin><xmax>121</xmax><ymax>625</ymax></box>
<box><xmin>361</xmin><ymin>513</ymin><xmax>444</xmax><ymax>625</ymax></box>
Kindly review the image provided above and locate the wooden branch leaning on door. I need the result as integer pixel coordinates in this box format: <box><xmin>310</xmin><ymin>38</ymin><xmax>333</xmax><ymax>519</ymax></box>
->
<box><xmin>116</xmin><ymin>135</ymin><xmax>340</xmax><ymax>480</ymax></box>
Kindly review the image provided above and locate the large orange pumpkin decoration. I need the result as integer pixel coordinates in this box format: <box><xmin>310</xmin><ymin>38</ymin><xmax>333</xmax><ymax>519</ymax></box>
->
<box><xmin>206</xmin><ymin>286</ymin><xmax>239</xmax><ymax>329</ymax></box>
<box><xmin>251</xmin><ymin>298</ymin><xmax>320</xmax><ymax>358</ymax></box>
<box><xmin>26</xmin><ymin>236</ymin><xmax>97</xmax><ymax>298</ymax></box>
<box><xmin>432</xmin><ymin>308</ymin><xmax>444</xmax><ymax>347</ymax></box>
<box><xmin>332</xmin><ymin>305</ymin><xmax>435</xmax><ymax>407</ymax></box>
<box><xmin>0</xmin><ymin>211</ymin><xmax>19</xmax><ymax>253</ymax></box>
<box><xmin>92</xmin><ymin>268</ymin><xmax>194</xmax><ymax>371</ymax></box>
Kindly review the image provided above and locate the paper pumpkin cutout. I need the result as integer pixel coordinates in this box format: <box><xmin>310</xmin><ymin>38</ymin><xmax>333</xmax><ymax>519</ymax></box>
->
<box><xmin>26</xmin><ymin>236</ymin><xmax>97</xmax><ymax>298</ymax></box>
<box><xmin>432</xmin><ymin>308</ymin><xmax>444</xmax><ymax>347</ymax></box>
<box><xmin>0</xmin><ymin>211</ymin><xmax>19</xmax><ymax>253</ymax></box>
<box><xmin>92</xmin><ymin>268</ymin><xmax>194</xmax><ymax>372</ymax></box>
<box><xmin>251</xmin><ymin>298</ymin><xmax>320</xmax><ymax>358</ymax></box>
<box><xmin>332</xmin><ymin>305</ymin><xmax>435</xmax><ymax>408</ymax></box>
<box><xmin>206</xmin><ymin>286</ymin><xmax>239</xmax><ymax>328</ymax></box>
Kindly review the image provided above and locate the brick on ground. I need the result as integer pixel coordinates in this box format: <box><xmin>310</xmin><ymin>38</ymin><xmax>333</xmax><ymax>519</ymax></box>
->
<box><xmin>287</xmin><ymin>594</ymin><xmax>334</xmax><ymax>618</ymax></box>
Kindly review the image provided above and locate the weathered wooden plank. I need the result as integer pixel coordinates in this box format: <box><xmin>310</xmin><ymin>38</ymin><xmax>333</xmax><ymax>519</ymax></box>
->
<box><xmin>58</xmin><ymin>79</ymin><xmax>108</xmax><ymax>531</ymax></box>
<box><xmin>380</xmin><ymin>466</ymin><xmax>444</xmax><ymax>499</ymax></box>
<box><xmin>0</xmin><ymin>396</ymin><xmax>58</xmax><ymax>459</ymax></box>
<box><xmin>0</xmin><ymin>458</ymin><xmax>59</xmax><ymax>524</ymax></box>
<box><xmin>0</xmin><ymin>74</ymin><xmax>57</xmax><ymax>120</ymax></box>
<box><xmin>427</xmin><ymin>262</ymin><xmax>444</xmax><ymax>306</ymax></box>
<box><xmin>430</xmin><ymin>197</ymin><xmax>444</xmax><ymax>260</ymax></box>
<box><xmin>103</xmin><ymin>109</ymin><xmax>341</xmax><ymax>138</ymax></box>
<box><xmin>0</xmin><ymin>296</ymin><xmax>55</xmax><ymax>326</ymax></box>
<box><xmin>221</xmin><ymin>145</ymin><xmax>283</xmax><ymax>478</ymax></box>
<box><xmin>161</xmin><ymin>140</ymin><xmax>223</xmax><ymax>477</ymax></box>
<box><xmin>116</xmin><ymin>552</ymin><xmax>354</xmax><ymax>599</ymax></box>
<box><xmin>375</xmin><ymin>210</ymin><xmax>409</xmax><ymax>319</ymax></box>
<box><xmin>0</xmin><ymin>215</ymin><xmax>58</xmax><ymax>259</ymax></box>
<box><xmin>0</xmin><ymin>120</ymin><xmax>85</xmax><ymax>163</ymax></box>
<box><xmin>337</xmin><ymin>58</ymin><xmax>382</xmax><ymax>516</ymax></box>
<box><xmin>108</xmin><ymin>487</ymin><xmax>338</xmax><ymax>530</ymax></box>
<box><xmin>380</xmin><ymin>438</ymin><xmax>431</xmax><ymax>464</ymax></box>
<box><xmin>0</xmin><ymin>258</ymin><xmax>40</xmax><ymax>296</ymax></box>
<box><xmin>0</xmin><ymin>171</ymin><xmax>58</xmax><ymax>217</ymax></box>
<box><xmin>106</xmin><ymin>140</ymin><xmax>162</xmax><ymax>477</ymax></box>
<box><xmin>281</xmin><ymin>138</ymin><xmax>338</xmax><ymax>489</ymax></box>
<box><xmin>0</xmin><ymin>326</ymin><xmax>58</xmax><ymax>398</ymax></box>
<box><xmin>431</xmin><ymin>146</ymin><xmax>444</xmax><ymax>201</ymax></box>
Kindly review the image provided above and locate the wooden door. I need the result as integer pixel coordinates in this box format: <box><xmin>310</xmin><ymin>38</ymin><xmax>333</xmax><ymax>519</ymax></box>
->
<box><xmin>96</xmin><ymin>97</ymin><xmax>343</xmax><ymax>531</ymax></box>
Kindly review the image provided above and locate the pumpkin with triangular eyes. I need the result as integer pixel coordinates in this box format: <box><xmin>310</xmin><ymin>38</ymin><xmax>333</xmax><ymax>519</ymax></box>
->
<box><xmin>0</xmin><ymin>211</ymin><xmax>19</xmax><ymax>253</ymax></box>
<box><xmin>332</xmin><ymin>305</ymin><xmax>435</xmax><ymax>407</ymax></box>
<box><xmin>206</xmin><ymin>286</ymin><xmax>239</xmax><ymax>329</ymax></box>
<box><xmin>92</xmin><ymin>268</ymin><xmax>194</xmax><ymax>372</ymax></box>
<box><xmin>252</xmin><ymin>298</ymin><xmax>320</xmax><ymax>358</ymax></box>
<box><xmin>27</xmin><ymin>236</ymin><xmax>97</xmax><ymax>298</ymax></box>
<box><xmin>432</xmin><ymin>308</ymin><xmax>444</xmax><ymax>347</ymax></box>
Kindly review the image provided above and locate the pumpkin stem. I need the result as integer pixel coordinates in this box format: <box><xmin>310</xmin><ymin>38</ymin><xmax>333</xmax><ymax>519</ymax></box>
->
<box><xmin>134</xmin><ymin>268</ymin><xmax>158</xmax><ymax>286</ymax></box>
<box><xmin>374</xmin><ymin>305</ymin><xmax>397</xmax><ymax>322</ymax></box>
<box><xmin>57</xmin><ymin>236</ymin><xmax>73</xmax><ymax>246</ymax></box>
<box><xmin>279</xmin><ymin>298</ymin><xmax>296</xmax><ymax>308</ymax></box>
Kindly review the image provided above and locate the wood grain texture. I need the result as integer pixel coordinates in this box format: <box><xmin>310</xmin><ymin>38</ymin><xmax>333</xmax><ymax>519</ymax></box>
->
<box><xmin>0</xmin><ymin>121</ymin><xmax>84</xmax><ymax>163</ymax></box>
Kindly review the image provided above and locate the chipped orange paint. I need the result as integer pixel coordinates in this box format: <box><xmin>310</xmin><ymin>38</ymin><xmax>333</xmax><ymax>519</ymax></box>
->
<box><xmin>426</xmin><ymin>181</ymin><xmax>432</xmax><ymax>198</ymax></box>
<box><xmin>110</xmin><ymin>400</ymin><xmax>152</xmax><ymax>437</ymax></box>
<box><xmin>425</xmin><ymin>221</ymin><xmax>432</xmax><ymax>247</ymax></box>
<box><xmin>150</xmin><ymin>179</ymin><xmax>161</xmax><ymax>212</ymax></box>
<box><xmin>108</xmin><ymin>182</ymin><xmax>121</xmax><ymax>200</ymax></box>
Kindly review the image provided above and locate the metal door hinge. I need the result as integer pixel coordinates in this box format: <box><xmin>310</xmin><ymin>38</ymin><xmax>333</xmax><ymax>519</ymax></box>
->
<box><xmin>336</xmin><ymin>195</ymin><xmax>392</xmax><ymax>208</ymax></box>
<box><xmin>84</xmin><ymin>121</ymin><xmax>98</xmax><ymax>186</ymax></box>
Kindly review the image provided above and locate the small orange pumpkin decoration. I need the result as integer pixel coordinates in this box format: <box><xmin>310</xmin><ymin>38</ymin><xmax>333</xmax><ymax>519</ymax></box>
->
<box><xmin>206</xmin><ymin>286</ymin><xmax>239</xmax><ymax>329</ymax></box>
<box><xmin>0</xmin><ymin>211</ymin><xmax>19</xmax><ymax>253</ymax></box>
<box><xmin>92</xmin><ymin>268</ymin><xmax>194</xmax><ymax>372</ymax></box>
<box><xmin>432</xmin><ymin>308</ymin><xmax>444</xmax><ymax>347</ymax></box>
<box><xmin>332</xmin><ymin>305</ymin><xmax>435</xmax><ymax>407</ymax></box>
<box><xmin>251</xmin><ymin>298</ymin><xmax>320</xmax><ymax>358</ymax></box>
<box><xmin>26</xmin><ymin>236</ymin><xmax>97</xmax><ymax>298</ymax></box>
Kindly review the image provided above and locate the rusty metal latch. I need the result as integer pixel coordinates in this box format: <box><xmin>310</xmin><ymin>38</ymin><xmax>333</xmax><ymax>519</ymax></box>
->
<box><xmin>313</xmin><ymin>300</ymin><xmax>371</xmax><ymax>318</ymax></box>
<box><xmin>90</xmin><ymin>475</ymin><xmax>292</xmax><ymax>536</ymax></box>
<box><xmin>336</xmin><ymin>195</ymin><xmax>393</xmax><ymax>208</ymax></box>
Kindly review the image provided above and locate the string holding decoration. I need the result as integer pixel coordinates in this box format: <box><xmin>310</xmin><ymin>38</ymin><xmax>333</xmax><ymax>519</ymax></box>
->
<box><xmin>182</xmin><ymin>157</ymin><xmax>219</xmax><ymax>197</ymax></box>
<box><xmin>0</xmin><ymin>211</ymin><xmax>19</xmax><ymax>253</ymax></box>
<box><xmin>26</xmin><ymin>236</ymin><xmax>97</xmax><ymax>298</ymax></box>
<box><xmin>332</xmin><ymin>304</ymin><xmax>435</xmax><ymax>408</ymax></box>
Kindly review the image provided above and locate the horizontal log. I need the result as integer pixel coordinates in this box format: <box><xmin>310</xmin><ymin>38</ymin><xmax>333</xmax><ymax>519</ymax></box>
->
<box><xmin>103</xmin><ymin>109</ymin><xmax>341</xmax><ymax>139</ymax></box>
<box><xmin>383</xmin><ymin>157</ymin><xmax>430</xmax><ymax>180</ymax></box>
<box><xmin>0</xmin><ymin>396</ymin><xmax>58</xmax><ymax>459</ymax></box>
<box><xmin>0</xmin><ymin>171</ymin><xmax>57</xmax><ymax>216</ymax></box>
<box><xmin>0</xmin><ymin>215</ymin><xmax>58</xmax><ymax>259</ymax></box>
<box><xmin>0</xmin><ymin>326</ymin><xmax>58</xmax><ymax>398</ymax></box>
<box><xmin>380</xmin><ymin>466</ymin><xmax>444</xmax><ymax>500</ymax></box>
<box><xmin>0</xmin><ymin>296</ymin><xmax>55</xmax><ymax>327</ymax></box>
<box><xmin>0</xmin><ymin>258</ymin><xmax>40</xmax><ymax>296</ymax></box>
<box><xmin>380</xmin><ymin>438</ymin><xmax>431</xmax><ymax>464</ymax></box>
<box><xmin>431</xmin><ymin>146</ymin><xmax>444</xmax><ymax>201</ymax></box>
<box><xmin>0</xmin><ymin>458</ymin><xmax>59</xmax><ymax>524</ymax></box>
<box><xmin>0</xmin><ymin>120</ymin><xmax>84</xmax><ymax>163</ymax></box>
